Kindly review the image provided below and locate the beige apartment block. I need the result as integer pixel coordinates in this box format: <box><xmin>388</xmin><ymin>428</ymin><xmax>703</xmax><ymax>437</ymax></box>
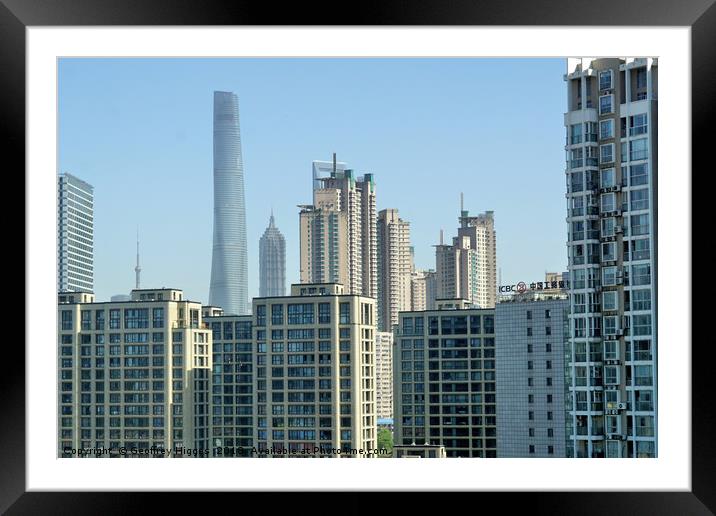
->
<box><xmin>252</xmin><ymin>283</ymin><xmax>378</xmax><ymax>458</ymax></box>
<box><xmin>377</xmin><ymin>208</ymin><xmax>413</xmax><ymax>332</ymax></box>
<box><xmin>58</xmin><ymin>288</ymin><xmax>212</xmax><ymax>458</ymax></box>
<box><xmin>300</xmin><ymin>157</ymin><xmax>377</xmax><ymax>298</ymax></box>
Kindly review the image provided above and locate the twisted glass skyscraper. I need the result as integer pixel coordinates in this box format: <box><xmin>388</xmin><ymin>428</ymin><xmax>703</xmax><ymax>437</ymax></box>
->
<box><xmin>209</xmin><ymin>91</ymin><xmax>249</xmax><ymax>315</ymax></box>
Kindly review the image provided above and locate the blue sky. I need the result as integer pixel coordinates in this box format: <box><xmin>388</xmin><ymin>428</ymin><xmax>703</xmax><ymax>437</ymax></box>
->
<box><xmin>58</xmin><ymin>57</ymin><xmax>568</xmax><ymax>304</ymax></box>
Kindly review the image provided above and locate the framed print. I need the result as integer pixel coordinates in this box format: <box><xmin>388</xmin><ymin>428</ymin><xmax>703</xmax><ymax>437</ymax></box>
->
<box><xmin>5</xmin><ymin>0</ymin><xmax>709</xmax><ymax>513</ymax></box>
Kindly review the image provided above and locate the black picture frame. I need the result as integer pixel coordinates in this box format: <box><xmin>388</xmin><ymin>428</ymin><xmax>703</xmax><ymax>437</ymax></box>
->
<box><xmin>5</xmin><ymin>0</ymin><xmax>708</xmax><ymax>513</ymax></box>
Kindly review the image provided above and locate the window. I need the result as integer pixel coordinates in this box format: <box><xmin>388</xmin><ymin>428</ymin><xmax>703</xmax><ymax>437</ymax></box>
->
<box><xmin>287</xmin><ymin>303</ymin><xmax>314</xmax><ymax>325</ymax></box>
<box><xmin>630</xmin><ymin>189</ymin><xmax>649</xmax><ymax>211</ymax></box>
<box><xmin>545</xmin><ymin>309</ymin><xmax>551</xmax><ymax>319</ymax></box>
<box><xmin>61</xmin><ymin>310</ymin><xmax>73</xmax><ymax>330</ymax></box>
<box><xmin>256</xmin><ymin>305</ymin><xmax>266</xmax><ymax>326</ymax></box>
<box><xmin>630</xmin><ymin>138</ymin><xmax>649</xmax><ymax>161</ymax></box>
<box><xmin>601</xmin><ymin>217</ymin><xmax>615</xmax><ymax>237</ymax></box>
<box><xmin>526</xmin><ymin>310</ymin><xmax>532</xmax><ymax>320</ymax></box>
<box><xmin>602</xmin><ymin>266</ymin><xmax>617</xmax><ymax>286</ymax></box>
<box><xmin>602</xmin><ymin>291</ymin><xmax>617</xmax><ymax>311</ymax></box>
<box><xmin>634</xmin><ymin>365</ymin><xmax>653</xmax><ymax>386</ymax></box>
<box><xmin>570</xmin><ymin>171</ymin><xmax>583</xmax><ymax>192</ymax></box>
<box><xmin>599</xmin><ymin>69</ymin><xmax>613</xmax><ymax>90</ymax></box>
<box><xmin>318</xmin><ymin>303</ymin><xmax>331</xmax><ymax>324</ymax></box>
<box><xmin>636</xmin><ymin>68</ymin><xmax>647</xmax><ymax>88</ymax></box>
<box><xmin>599</xmin><ymin>119</ymin><xmax>614</xmax><ymax>139</ymax></box>
<box><xmin>631</xmin><ymin>289</ymin><xmax>651</xmax><ymax>311</ymax></box>
<box><xmin>152</xmin><ymin>308</ymin><xmax>164</xmax><ymax>328</ymax></box>
<box><xmin>601</xmin><ymin>193</ymin><xmax>615</xmax><ymax>213</ymax></box>
<box><xmin>271</xmin><ymin>304</ymin><xmax>284</xmax><ymax>325</ymax></box>
<box><xmin>600</xmin><ymin>168</ymin><xmax>615</xmax><ymax>188</ymax></box>
<box><xmin>339</xmin><ymin>303</ymin><xmax>350</xmax><ymax>324</ymax></box>
<box><xmin>632</xmin><ymin>314</ymin><xmax>652</xmax><ymax>336</ymax></box>
<box><xmin>630</xmin><ymin>214</ymin><xmax>649</xmax><ymax>236</ymax></box>
<box><xmin>601</xmin><ymin>242</ymin><xmax>616</xmax><ymax>261</ymax></box>
<box><xmin>599</xmin><ymin>94</ymin><xmax>613</xmax><ymax>115</ymax></box>
<box><xmin>630</xmin><ymin>163</ymin><xmax>648</xmax><ymax>186</ymax></box>
<box><xmin>603</xmin><ymin>316</ymin><xmax>619</xmax><ymax>336</ymax></box>
<box><xmin>630</xmin><ymin>113</ymin><xmax>648</xmax><ymax>136</ymax></box>
<box><xmin>569</xmin><ymin>123</ymin><xmax>582</xmax><ymax>144</ymax></box>
<box><xmin>600</xmin><ymin>143</ymin><xmax>614</xmax><ymax>164</ymax></box>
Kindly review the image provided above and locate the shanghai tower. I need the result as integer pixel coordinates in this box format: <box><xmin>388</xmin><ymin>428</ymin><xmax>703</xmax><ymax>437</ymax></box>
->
<box><xmin>209</xmin><ymin>91</ymin><xmax>249</xmax><ymax>315</ymax></box>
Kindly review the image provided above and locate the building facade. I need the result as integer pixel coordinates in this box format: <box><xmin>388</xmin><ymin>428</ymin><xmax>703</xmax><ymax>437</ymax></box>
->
<box><xmin>375</xmin><ymin>331</ymin><xmax>394</xmax><ymax>420</ymax></box>
<box><xmin>58</xmin><ymin>288</ymin><xmax>212</xmax><ymax>457</ymax></box>
<box><xmin>204</xmin><ymin>312</ymin><xmax>254</xmax><ymax>456</ymax></box>
<box><xmin>259</xmin><ymin>213</ymin><xmax>286</xmax><ymax>297</ymax></box>
<box><xmin>564</xmin><ymin>58</ymin><xmax>658</xmax><ymax>458</ymax></box>
<box><xmin>434</xmin><ymin>210</ymin><xmax>496</xmax><ymax>309</ymax></box>
<box><xmin>394</xmin><ymin>300</ymin><xmax>497</xmax><ymax>457</ymax></box>
<box><xmin>496</xmin><ymin>293</ymin><xmax>569</xmax><ymax>458</ymax></box>
<box><xmin>252</xmin><ymin>283</ymin><xmax>378</xmax><ymax>457</ymax></box>
<box><xmin>377</xmin><ymin>208</ymin><xmax>413</xmax><ymax>332</ymax></box>
<box><xmin>209</xmin><ymin>90</ymin><xmax>250</xmax><ymax>315</ymax></box>
<box><xmin>58</xmin><ymin>173</ymin><xmax>94</xmax><ymax>293</ymax></box>
<box><xmin>300</xmin><ymin>156</ymin><xmax>377</xmax><ymax>298</ymax></box>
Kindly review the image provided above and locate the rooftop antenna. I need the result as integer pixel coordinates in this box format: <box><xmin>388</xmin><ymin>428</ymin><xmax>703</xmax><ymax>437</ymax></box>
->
<box><xmin>332</xmin><ymin>152</ymin><xmax>337</xmax><ymax>175</ymax></box>
<box><xmin>460</xmin><ymin>192</ymin><xmax>464</xmax><ymax>213</ymax></box>
<box><xmin>440</xmin><ymin>228</ymin><xmax>444</xmax><ymax>245</ymax></box>
<box><xmin>135</xmin><ymin>226</ymin><xmax>141</xmax><ymax>289</ymax></box>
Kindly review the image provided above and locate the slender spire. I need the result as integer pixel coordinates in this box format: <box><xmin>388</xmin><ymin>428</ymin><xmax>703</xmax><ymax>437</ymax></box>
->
<box><xmin>269</xmin><ymin>208</ymin><xmax>275</xmax><ymax>227</ymax></box>
<box><xmin>135</xmin><ymin>226</ymin><xmax>141</xmax><ymax>289</ymax></box>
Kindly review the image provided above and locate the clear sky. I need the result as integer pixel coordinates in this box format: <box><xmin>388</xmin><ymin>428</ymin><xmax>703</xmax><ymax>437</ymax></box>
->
<box><xmin>58</xmin><ymin>57</ymin><xmax>568</xmax><ymax>304</ymax></box>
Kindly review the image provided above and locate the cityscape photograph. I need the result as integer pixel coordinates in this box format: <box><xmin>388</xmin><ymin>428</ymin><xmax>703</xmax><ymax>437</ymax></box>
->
<box><xmin>57</xmin><ymin>57</ymin><xmax>657</xmax><ymax>459</ymax></box>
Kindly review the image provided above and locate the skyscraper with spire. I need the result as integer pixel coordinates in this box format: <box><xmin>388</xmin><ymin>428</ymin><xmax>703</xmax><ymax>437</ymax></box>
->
<box><xmin>208</xmin><ymin>91</ymin><xmax>249</xmax><ymax>315</ymax></box>
<box><xmin>259</xmin><ymin>212</ymin><xmax>286</xmax><ymax>297</ymax></box>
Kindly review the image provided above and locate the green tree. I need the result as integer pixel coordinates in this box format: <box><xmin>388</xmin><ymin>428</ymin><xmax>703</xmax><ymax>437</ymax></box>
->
<box><xmin>377</xmin><ymin>428</ymin><xmax>393</xmax><ymax>458</ymax></box>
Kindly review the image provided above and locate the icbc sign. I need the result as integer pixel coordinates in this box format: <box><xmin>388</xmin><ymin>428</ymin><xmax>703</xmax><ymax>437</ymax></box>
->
<box><xmin>499</xmin><ymin>280</ymin><xmax>566</xmax><ymax>294</ymax></box>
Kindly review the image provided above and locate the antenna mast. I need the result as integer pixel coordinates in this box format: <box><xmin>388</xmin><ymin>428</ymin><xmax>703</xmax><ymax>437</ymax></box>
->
<box><xmin>135</xmin><ymin>226</ymin><xmax>142</xmax><ymax>289</ymax></box>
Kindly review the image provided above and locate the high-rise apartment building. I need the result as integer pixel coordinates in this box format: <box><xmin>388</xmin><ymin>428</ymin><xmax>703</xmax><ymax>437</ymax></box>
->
<box><xmin>496</xmin><ymin>290</ymin><xmax>569</xmax><ymax>458</ymax></box>
<box><xmin>375</xmin><ymin>332</ymin><xmax>394</xmax><ymax>420</ymax></box>
<box><xmin>410</xmin><ymin>271</ymin><xmax>427</xmax><ymax>312</ymax></box>
<box><xmin>435</xmin><ymin>210</ymin><xmax>496</xmax><ymax>309</ymax></box>
<box><xmin>58</xmin><ymin>173</ymin><xmax>94</xmax><ymax>293</ymax></box>
<box><xmin>58</xmin><ymin>288</ymin><xmax>212</xmax><ymax>457</ymax></box>
<box><xmin>209</xmin><ymin>91</ymin><xmax>249</xmax><ymax>315</ymax></box>
<box><xmin>299</xmin><ymin>156</ymin><xmax>377</xmax><ymax>298</ymax></box>
<box><xmin>457</xmin><ymin>210</ymin><xmax>497</xmax><ymax>308</ymax></box>
<box><xmin>252</xmin><ymin>283</ymin><xmax>378</xmax><ymax>457</ymax></box>
<box><xmin>259</xmin><ymin>213</ymin><xmax>286</xmax><ymax>297</ymax></box>
<box><xmin>410</xmin><ymin>269</ymin><xmax>437</xmax><ymax>312</ymax></box>
<box><xmin>377</xmin><ymin>208</ymin><xmax>413</xmax><ymax>332</ymax></box>
<box><xmin>394</xmin><ymin>300</ymin><xmax>497</xmax><ymax>457</ymax></box>
<box><xmin>204</xmin><ymin>311</ymin><xmax>254</xmax><ymax>455</ymax></box>
<box><xmin>564</xmin><ymin>58</ymin><xmax>658</xmax><ymax>458</ymax></box>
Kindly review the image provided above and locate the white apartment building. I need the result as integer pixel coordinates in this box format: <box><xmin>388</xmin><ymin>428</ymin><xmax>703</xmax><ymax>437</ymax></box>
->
<box><xmin>564</xmin><ymin>58</ymin><xmax>657</xmax><ymax>458</ymax></box>
<box><xmin>58</xmin><ymin>288</ymin><xmax>211</xmax><ymax>457</ymax></box>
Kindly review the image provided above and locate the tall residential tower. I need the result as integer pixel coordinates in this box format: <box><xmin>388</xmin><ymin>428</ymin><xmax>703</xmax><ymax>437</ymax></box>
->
<box><xmin>377</xmin><ymin>208</ymin><xmax>412</xmax><ymax>332</ymax></box>
<box><xmin>58</xmin><ymin>173</ymin><xmax>94</xmax><ymax>293</ymax></box>
<box><xmin>259</xmin><ymin>213</ymin><xmax>286</xmax><ymax>297</ymax></box>
<box><xmin>434</xmin><ymin>209</ymin><xmax>496</xmax><ymax>309</ymax></box>
<box><xmin>564</xmin><ymin>58</ymin><xmax>657</xmax><ymax>458</ymax></box>
<box><xmin>209</xmin><ymin>91</ymin><xmax>249</xmax><ymax>315</ymax></box>
<box><xmin>299</xmin><ymin>155</ymin><xmax>377</xmax><ymax>298</ymax></box>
